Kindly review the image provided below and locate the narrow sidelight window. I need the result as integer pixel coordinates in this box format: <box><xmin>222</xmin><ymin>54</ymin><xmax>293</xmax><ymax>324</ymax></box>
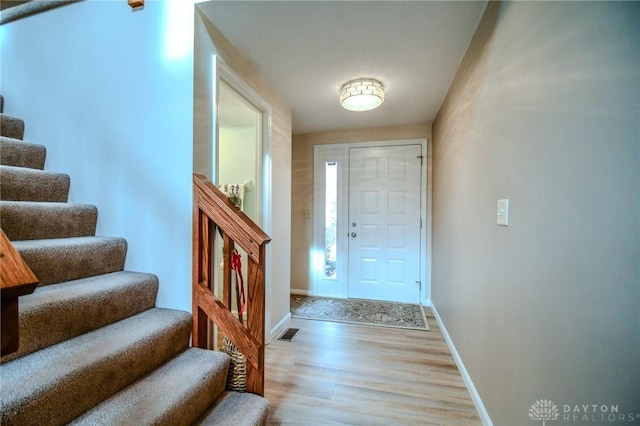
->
<box><xmin>324</xmin><ymin>161</ymin><xmax>338</xmax><ymax>279</ymax></box>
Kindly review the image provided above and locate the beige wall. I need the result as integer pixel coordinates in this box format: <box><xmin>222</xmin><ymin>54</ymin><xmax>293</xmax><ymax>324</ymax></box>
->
<box><xmin>291</xmin><ymin>124</ymin><xmax>431</xmax><ymax>294</ymax></box>
<box><xmin>194</xmin><ymin>7</ymin><xmax>293</xmax><ymax>341</ymax></box>
<box><xmin>432</xmin><ymin>2</ymin><xmax>639</xmax><ymax>425</ymax></box>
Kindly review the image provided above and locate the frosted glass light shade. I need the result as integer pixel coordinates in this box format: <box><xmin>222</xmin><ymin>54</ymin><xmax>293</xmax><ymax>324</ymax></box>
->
<box><xmin>339</xmin><ymin>79</ymin><xmax>384</xmax><ymax>111</ymax></box>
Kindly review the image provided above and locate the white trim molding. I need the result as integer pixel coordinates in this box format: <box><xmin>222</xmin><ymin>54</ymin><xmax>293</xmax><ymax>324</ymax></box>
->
<box><xmin>431</xmin><ymin>303</ymin><xmax>493</xmax><ymax>426</ymax></box>
<box><xmin>269</xmin><ymin>312</ymin><xmax>291</xmax><ymax>343</ymax></box>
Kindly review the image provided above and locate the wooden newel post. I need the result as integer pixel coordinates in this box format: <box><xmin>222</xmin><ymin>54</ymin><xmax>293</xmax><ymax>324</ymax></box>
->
<box><xmin>245</xmin><ymin>245</ymin><xmax>267</xmax><ymax>395</ymax></box>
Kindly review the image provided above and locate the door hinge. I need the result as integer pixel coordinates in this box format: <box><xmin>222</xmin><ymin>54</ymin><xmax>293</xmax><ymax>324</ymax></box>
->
<box><xmin>416</xmin><ymin>280</ymin><xmax>422</xmax><ymax>291</ymax></box>
<box><xmin>417</xmin><ymin>155</ymin><xmax>424</xmax><ymax>166</ymax></box>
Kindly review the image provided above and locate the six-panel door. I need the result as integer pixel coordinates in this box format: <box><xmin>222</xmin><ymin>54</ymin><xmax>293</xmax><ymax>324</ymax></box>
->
<box><xmin>348</xmin><ymin>144</ymin><xmax>422</xmax><ymax>303</ymax></box>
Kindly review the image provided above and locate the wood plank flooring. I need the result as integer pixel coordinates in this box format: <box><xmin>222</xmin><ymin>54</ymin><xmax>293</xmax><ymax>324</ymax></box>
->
<box><xmin>264</xmin><ymin>308</ymin><xmax>482</xmax><ymax>425</ymax></box>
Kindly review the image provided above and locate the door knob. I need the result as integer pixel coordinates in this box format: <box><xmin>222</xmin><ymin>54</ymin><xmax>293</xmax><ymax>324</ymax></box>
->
<box><xmin>351</xmin><ymin>232</ymin><xmax>357</xmax><ymax>238</ymax></box>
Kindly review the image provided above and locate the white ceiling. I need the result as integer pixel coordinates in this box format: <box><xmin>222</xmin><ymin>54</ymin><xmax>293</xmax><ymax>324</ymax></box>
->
<box><xmin>198</xmin><ymin>1</ymin><xmax>488</xmax><ymax>135</ymax></box>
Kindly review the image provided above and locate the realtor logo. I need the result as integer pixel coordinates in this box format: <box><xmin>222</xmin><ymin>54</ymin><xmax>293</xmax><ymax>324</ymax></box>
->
<box><xmin>530</xmin><ymin>399</ymin><xmax>560</xmax><ymax>426</ymax></box>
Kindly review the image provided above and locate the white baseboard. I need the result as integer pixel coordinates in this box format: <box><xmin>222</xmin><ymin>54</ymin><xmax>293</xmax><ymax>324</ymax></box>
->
<box><xmin>430</xmin><ymin>303</ymin><xmax>493</xmax><ymax>426</ymax></box>
<box><xmin>290</xmin><ymin>288</ymin><xmax>313</xmax><ymax>296</ymax></box>
<box><xmin>269</xmin><ymin>312</ymin><xmax>291</xmax><ymax>343</ymax></box>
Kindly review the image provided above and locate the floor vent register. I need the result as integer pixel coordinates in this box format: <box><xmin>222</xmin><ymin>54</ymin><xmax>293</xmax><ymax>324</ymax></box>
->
<box><xmin>278</xmin><ymin>328</ymin><xmax>300</xmax><ymax>341</ymax></box>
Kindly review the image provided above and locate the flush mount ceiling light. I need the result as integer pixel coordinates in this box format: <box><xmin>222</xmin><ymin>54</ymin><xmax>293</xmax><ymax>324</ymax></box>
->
<box><xmin>339</xmin><ymin>78</ymin><xmax>385</xmax><ymax>112</ymax></box>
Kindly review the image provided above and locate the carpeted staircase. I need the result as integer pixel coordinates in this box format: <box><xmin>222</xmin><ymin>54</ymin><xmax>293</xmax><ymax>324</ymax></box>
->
<box><xmin>0</xmin><ymin>95</ymin><xmax>269</xmax><ymax>425</ymax></box>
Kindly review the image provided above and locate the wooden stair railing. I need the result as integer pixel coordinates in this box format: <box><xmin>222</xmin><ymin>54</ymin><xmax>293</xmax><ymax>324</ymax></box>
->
<box><xmin>1</xmin><ymin>228</ymin><xmax>38</xmax><ymax>356</ymax></box>
<box><xmin>192</xmin><ymin>173</ymin><xmax>271</xmax><ymax>396</ymax></box>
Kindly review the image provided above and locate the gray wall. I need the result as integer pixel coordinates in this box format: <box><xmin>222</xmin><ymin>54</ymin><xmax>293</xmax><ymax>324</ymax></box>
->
<box><xmin>432</xmin><ymin>2</ymin><xmax>639</xmax><ymax>425</ymax></box>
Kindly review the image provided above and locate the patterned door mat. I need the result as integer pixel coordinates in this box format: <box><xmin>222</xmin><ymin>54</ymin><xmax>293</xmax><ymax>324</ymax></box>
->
<box><xmin>290</xmin><ymin>295</ymin><xmax>429</xmax><ymax>330</ymax></box>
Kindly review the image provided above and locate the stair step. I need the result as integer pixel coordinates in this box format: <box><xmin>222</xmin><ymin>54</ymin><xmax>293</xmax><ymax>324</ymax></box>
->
<box><xmin>0</xmin><ymin>271</ymin><xmax>159</xmax><ymax>363</ymax></box>
<box><xmin>13</xmin><ymin>236</ymin><xmax>127</xmax><ymax>286</ymax></box>
<box><xmin>196</xmin><ymin>391</ymin><xmax>270</xmax><ymax>425</ymax></box>
<box><xmin>0</xmin><ymin>136</ymin><xmax>46</xmax><ymax>169</ymax></box>
<box><xmin>0</xmin><ymin>113</ymin><xmax>25</xmax><ymax>139</ymax></box>
<box><xmin>0</xmin><ymin>308</ymin><xmax>192</xmax><ymax>426</ymax></box>
<box><xmin>0</xmin><ymin>102</ymin><xmax>267</xmax><ymax>425</ymax></box>
<box><xmin>70</xmin><ymin>348</ymin><xmax>230</xmax><ymax>425</ymax></box>
<box><xmin>1</xmin><ymin>201</ymin><xmax>98</xmax><ymax>241</ymax></box>
<box><xmin>0</xmin><ymin>165</ymin><xmax>69</xmax><ymax>202</ymax></box>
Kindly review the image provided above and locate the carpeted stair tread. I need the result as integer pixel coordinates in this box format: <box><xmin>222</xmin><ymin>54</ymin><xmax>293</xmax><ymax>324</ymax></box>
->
<box><xmin>0</xmin><ymin>104</ymin><xmax>268</xmax><ymax>424</ymax></box>
<box><xmin>13</xmin><ymin>236</ymin><xmax>127</xmax><ymax>285</ymax></box>
<box><xmin>70</xmin><ymin>348</ymin><xmax>230</xmax><ymax>426</ymax></box>
<box><xmin>0</xmin><ymin>113</ymin><xmax>25</xmax><ymax>139</ymax></box>
<box><xmin>0</xmin><ymin>271</ymin><xmax>159</xmax><ymax>363</ymax></box>
<box><xmin>0</xmin><ymin>136</ymin><xmax>46</xmax><ymax>169</ymax></box>
<box><xmin>0</xmin><ymin>308</ymin><xmax>192</xmax><ymax>426</ymax></box>
<box><xmin>196</xmin><ymin>391</ymin><xmax>270</xmax><ymax>425</ymax></box>
<box><xmin>0</xmin><ymin>164</ymin><xmax>69</xmax><ymax>202</ymax></box>
<box><xmin>1</xmin><ymin>201</ymin><xmax>98</xmax><ymax>241</ymax></box>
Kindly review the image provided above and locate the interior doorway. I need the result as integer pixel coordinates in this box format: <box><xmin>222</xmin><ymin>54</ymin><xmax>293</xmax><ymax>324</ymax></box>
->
<box><xmin>217</xmin><ymin>80</ymin><xmax>261</xmax><ymax>224</ymax></box>
<box><xmin>313</xmin><ymin>140</ymin><xmax>426</xmax><ymax>304</ymax></box>
<box><xmin>213</xmin><ymin>68</ymin><xmax>268</xmax><ymax>338</ymax></box>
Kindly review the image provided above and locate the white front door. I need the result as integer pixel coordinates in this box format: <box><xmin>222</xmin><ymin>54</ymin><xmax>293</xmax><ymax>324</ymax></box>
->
<box><xmin>348</xmin><ymin>144</ymin><xmax>422</xmax><ymax>303</ymax></box>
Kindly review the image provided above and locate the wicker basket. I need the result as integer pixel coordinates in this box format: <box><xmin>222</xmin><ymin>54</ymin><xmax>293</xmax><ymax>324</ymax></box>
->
<box><xmin>221</xmin><ymin>336</ymin><xmax>247</xmax><ymax>392</ymax></box>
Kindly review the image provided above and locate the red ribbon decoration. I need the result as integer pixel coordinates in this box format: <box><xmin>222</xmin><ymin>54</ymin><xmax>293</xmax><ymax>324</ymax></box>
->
<box><xmin>231</xmin><ymin>249</ymin><xmax>246</xmax><ymax>317</ymax></box>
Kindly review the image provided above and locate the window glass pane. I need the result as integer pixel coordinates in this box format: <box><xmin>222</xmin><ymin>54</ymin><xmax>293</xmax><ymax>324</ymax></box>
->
<box><xmin>324</xmin><ymin>162</ymin><xmax>338</xmax><ymax>279</ymax></box>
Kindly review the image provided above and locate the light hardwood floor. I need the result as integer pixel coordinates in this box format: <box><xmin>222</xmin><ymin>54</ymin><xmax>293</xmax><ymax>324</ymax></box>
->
<box><xmin>264</xmin><ymin>308</ymin><xmax>482</xmax><ymax>425</ymax></box>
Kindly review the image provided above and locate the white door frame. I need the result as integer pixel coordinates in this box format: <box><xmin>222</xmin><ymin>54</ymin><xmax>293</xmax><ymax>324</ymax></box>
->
<box><xmin>313</xmin><ymin>147</ymin><xmax>349</xmax><ymax>298</ymax></box>
<box><xmin>312</xmin><ymin>138</ymin><xmax>430</xmax><ymax>305</ymax></box>
<box><xmin>213</xmin><ymin>57</ymin><xmax>275</xmax><ymax>340</ymax></box>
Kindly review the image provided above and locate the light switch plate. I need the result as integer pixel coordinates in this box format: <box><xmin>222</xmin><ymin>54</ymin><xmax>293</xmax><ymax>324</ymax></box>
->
<box><xmin>497</xmin><ymin>199</ymin><xmax>509</xmax><ymax>226</ymax></box>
